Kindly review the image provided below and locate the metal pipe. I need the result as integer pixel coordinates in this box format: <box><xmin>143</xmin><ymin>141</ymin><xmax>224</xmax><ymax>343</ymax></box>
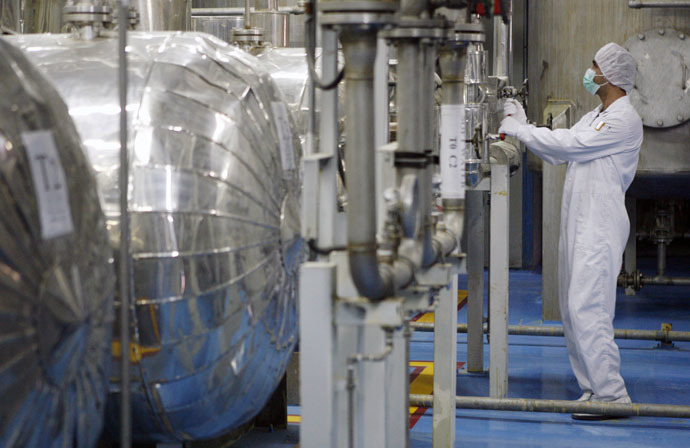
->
<box><xmin>629</xmin><ymin>0</ymin><xmax>690</xmax><ymax>7</ymax></box>
<box><xmin>645</xmin><ymin>276</ymin><xmax>690</xmax><ymax>286</ymax></box>
<box><xmin>346</xmin><ymin>331</ymin><xmax>394</xmax><ymax>448</ymax></box>
<box><xmin>244</xmin><ymin>0</ymin><xmax>251</xmax><ymax>28</ymax></box>
<box><xmin>439</xmin><ymin>43</ymin><xmax>468</xmax><ymax>251</ymax></box>
<box><xmin>657</xmin><ymin>242</ymin><xmax>667</xmax><ymax>277</ymax></box>
<box><xmin>192</xmin><ymin>7</ymin><xmax>303</xmax><ymax>16</ymax></box>
<box><xmin>341</xmin><ymin>29</ymin><xmax>395</xmax><ymax>300</ymax></box>
<box><xmin>396</xmin><ymin>38</ymin><xmax>437</xmax><ymax>268</ymax></box>
<box><xmin>401</xmin><ymin>0</ymin><xmax>429</xmax><ymax>17</ymax></box>
<box><xmin>410</xmin><ymin>394</ymin><xmax>690</xmax><ymax>418</ymax></box>
<box><xmin>421</xmin><ymin>42</ymin><xmax>439</xmax><ymax>266</ymax></box>
<box><xmin>410</xmin><ymin>322</ymin><xmax>690</xmax><ymax>342</ymax></box>
<box><xmin>118</xmin><ymin>1</ymin><xmax>132</xmax><ymax>447</ymax></box>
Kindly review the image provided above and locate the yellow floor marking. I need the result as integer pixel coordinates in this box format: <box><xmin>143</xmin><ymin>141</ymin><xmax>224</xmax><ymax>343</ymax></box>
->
<box><xmin>287</xmin><ymin>415</ymin><xmax>301</xmax><ymax>424</ymax></box>
<box><xmin>409</xmin><ymin>361</ymin><xmax>434</xmax><ymax>415</ymax></box>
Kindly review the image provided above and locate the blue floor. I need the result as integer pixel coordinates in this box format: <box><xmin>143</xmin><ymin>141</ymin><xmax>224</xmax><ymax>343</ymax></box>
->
<box><xmin>240</xmin><ymin>258</ymin><xmax>690</xmax><ymax>447</ymax></box>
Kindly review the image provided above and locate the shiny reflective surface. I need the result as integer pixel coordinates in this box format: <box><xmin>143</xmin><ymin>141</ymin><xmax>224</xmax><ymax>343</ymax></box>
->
<box><xmin>0</xmin><ymin>0</ymin><xmax>63</xmax><ymax>33</ymax></box>
<box><xmin>134</xmin><ymin>0</ymin><xmax>191</xmax><ymax>31</ymax></box>
<box><xmin>7</xmin><ymin>31</ymin><xmax>302</xmax><ymax>442</ymax></box>
<box><xmin>254</xmin><ymin>46</ymin><xmax>345</xmax><ymax>148</ymax></box>
<box><xmin>191</xmin><ymin>14</ymin><xmax>244</xmax><ymax>42</ymax></box>
<box><xmin>0</xmin><ymin>38</ymin><xmax>114</xmax><ymax>447</ymax></box>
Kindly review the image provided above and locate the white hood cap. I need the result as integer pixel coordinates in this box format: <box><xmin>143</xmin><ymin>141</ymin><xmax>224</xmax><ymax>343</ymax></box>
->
<box><xmin>594</xmin><ymin>42</ymin><xmax>637</xmax><ymax>94</ymax></box>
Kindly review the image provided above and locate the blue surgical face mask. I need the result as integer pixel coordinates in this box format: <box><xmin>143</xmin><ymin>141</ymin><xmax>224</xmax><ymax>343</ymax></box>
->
<box><xmin>583</xmin><ymin>68</ymin><xmax>608</xmax><ymax>95</ymax></box>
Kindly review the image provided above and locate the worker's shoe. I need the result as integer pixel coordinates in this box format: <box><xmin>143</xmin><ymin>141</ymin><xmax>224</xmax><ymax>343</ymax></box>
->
<box><xmin>576</xmin><ymin>391</ymin><xmax>593</xmax><ymax>401</ymax></box>
<box><xmin>572</xmin><ymin>395</ymin><xmax>631</xmax><ymax>421</ymax></box>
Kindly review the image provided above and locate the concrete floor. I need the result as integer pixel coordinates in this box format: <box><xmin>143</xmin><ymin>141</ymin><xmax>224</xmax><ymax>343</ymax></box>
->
<box><xmin>238</xmin><ymin>257</ymin><xmax>690</xmax><ymax>447</ymax></box>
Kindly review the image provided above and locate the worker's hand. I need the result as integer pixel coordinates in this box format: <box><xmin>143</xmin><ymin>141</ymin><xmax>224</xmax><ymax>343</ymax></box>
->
<box><xmin>503</xmin><ymin>98</ymin><xmax>527</xmax><ymax>125</ymax></box>
<box><xmin>498</xmin><ymin>116</ymin><xmax>523</xmax><ymax>137</ymax></box>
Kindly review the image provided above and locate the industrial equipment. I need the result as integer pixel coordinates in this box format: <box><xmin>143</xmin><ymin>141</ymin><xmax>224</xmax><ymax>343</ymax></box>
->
<box><xmin>6</xmin><ymin>23</ymin><xmax>303</xmax><ymax>444</ymax></box>
<box><xmin>0</xmin><ymin>38</ymin><xmax>115</xmax><ymax>447</ymax></box>
<box><xmin>298</xmin><ymin>1</ymin><xmax>521</xmax><ymax>446</ymax></box>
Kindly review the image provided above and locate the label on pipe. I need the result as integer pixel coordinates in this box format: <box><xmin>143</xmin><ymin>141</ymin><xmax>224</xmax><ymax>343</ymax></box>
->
<box><xmin>440</xmin><ymin>104</ymin><xmax>466</xmax><ymax>199</ymax></box>
<box><xmin>22</xmin><ymin>130</ymin><xmax>74</xmax><ymax>239</ymax></box>
<box><xmin>271</xmin><ymin>102</ymin><xmax>296</xmax><ymax>171</ymax></box>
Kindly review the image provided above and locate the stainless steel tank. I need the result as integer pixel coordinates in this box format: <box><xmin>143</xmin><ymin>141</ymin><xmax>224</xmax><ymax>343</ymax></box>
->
<box><xmin>192</xmin><ymin>0</ymin><xmax>305</xmax><ymax>47</ymax></box>
<box><xmin>0</xmin><ymin>0</ymin><xmax>190</xmax><ymax>33</ymax></box>
<box><xmin>0</xmin><ymin>0</ymin><xmax>63</xmax><ymax>33</ymax></box>
<box><xmin>0</xmin><ymin>38</ymin><xmax>114</xmax><ymax>447</ymax></box>
<box><xmin>253</xmin><ymin>46</ymin><xmax>346</xmax><ymax>152</ymax></box>
<box><xmin>191</xmin><ymin>13</ymin><xmax>244</xmax><ymax>42</ymax></box>
<box><xmin>134</xmin><ymin>0</ymin><xmax>191</xmax><ymax>31</ymax></box>
<box><xmin>7</xmin><ymin>31</ymin><xmax>302</xmax><ymax>443</ymax></box>
<box><xmin>527</xmin><ymin>1</ymin><xmax>690</xmax><ymax>196</ymax></box>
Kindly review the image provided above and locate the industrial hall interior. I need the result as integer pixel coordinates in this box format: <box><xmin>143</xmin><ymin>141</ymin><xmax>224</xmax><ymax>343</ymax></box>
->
<box><xmin>2</xmin><ymin>0</ymin><xmax>690</xmax><ymax>447</ymax></box>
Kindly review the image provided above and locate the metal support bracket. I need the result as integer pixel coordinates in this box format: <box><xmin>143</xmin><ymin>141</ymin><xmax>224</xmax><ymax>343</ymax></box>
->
<box><xmin>489</xmin><ymin>161</ymin><xmax>510</xmax><ymax>398</ymax></box>
<box><xmin>433</xmin><ymin>261</ymin><xmax>459</xmax><ymax>447</ymax></box>
<box><xmin>336</xmin><ymin>297</ymin><xmax>405</xmax><ymax>329</ymax></box>
<box><xmin>302</xmin><ymin>153</ymin><xmax>335</xmax><ymax>240</ymax></box>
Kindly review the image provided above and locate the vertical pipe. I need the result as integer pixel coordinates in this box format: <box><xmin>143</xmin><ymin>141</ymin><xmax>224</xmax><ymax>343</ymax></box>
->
<box><xmin>433</xmin><ymin>271</ymin><xmax>458</xmax><ymax>447</ymax></box>
<box><xmin>489</xmin><ymin>164</ymin><xmax>510</xmax><ymax>398</ymax></box>
<box><xmin>466</xmin><ymin>189</ymin><xmax>485</xmax><ymax>372</ymax></box>
<box><xmin>657</xmin><ymin>242</ymin><xmax>667</xmax><ymax>277</ymax></box>
<box><xmin>245</xmin><ymin>0</ymin><xmax>251</xmax><ymax>28</ymax></box>
<box><xmin>375</xmin><ymin>36</ymin><xmax>390</xmax><ymax>234</ymax></box>
<box><xmin>118</xmin><ymin>1</ymin><xmax>131</xmax><ymax>447</ymax></box>
<box><xmin>317</xmin><ymin>28</ymin><xmax>338</xmax><ymax>250</ymax></box>
<box><xmin>341</xmin><ymin>29</ymin><xmax>392</xmax><ymax>300</ymax></box>
<box><xmin>396</xmin><ymin>39</ymin><xmax>435</xmax><ymax>266</ymax></box>
<box><xmin>400</xmin><ymin>0</ymin><xmax>429</xmax><ymax>16</ymax></box>
<box><xmin>439</xmin><ymin>44</ymin><xmax>468</xmax><ymax>248</ymax></box>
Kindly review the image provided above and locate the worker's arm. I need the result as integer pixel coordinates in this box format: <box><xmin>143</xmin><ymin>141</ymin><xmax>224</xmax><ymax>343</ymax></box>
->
<box><xmin>514</xmin><ymin>117</ymin><xmax>635</xmax><ymax>164</ymax></box>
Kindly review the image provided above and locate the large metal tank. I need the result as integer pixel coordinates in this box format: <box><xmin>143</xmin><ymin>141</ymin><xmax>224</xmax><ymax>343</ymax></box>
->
<box><xmin>254</xmin><ymin>46</ymin><xmax>346</xmax><ymax>144</ymax></box>
<box><xmin>0</xmin><ymin>0</ymin><xmax>190</xmax><ymax>33</ymax></box>
<box><xmin>0</xmin><ymin>0</ymin><xmax>63</xmax><ymax>33</ymax></box>
<box><xmin>192</xmin><ymin>0</ymin><xmax>305</xmax><ymax>47</ymax></box>
<box><xmin>134</xmin><ymin>0</ymin><xmax>191</xmax><ymax>31</ymax></box>
<box><xmin>7</xmin><ymin>31</ymin><xmax>302</xmax><ymax>442</ymax></box>
<box><xmin>0</xmin><ymin>38</ymin><xmax>114</xmax><ymax>447</ymax></box>
<box><xmin>527</xmin><ymin>1</ymin><xmax>690</xmax><ymax>196</ymax></box>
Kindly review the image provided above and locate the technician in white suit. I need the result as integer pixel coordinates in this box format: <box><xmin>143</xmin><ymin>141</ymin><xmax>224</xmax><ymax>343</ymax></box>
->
<box><xmin>499</xmin><ymin>43</ymin><xmax>642</xmax><ymax>420</ymax></box>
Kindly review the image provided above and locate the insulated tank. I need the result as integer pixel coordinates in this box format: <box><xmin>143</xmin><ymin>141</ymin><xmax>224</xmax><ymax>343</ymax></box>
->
<box><xmin>0</xmin><ymin>38</ymin><xmax>114</xmax><ymax>447</ymax></box>
<box><xmin>7</xmin><ymin>31</ymin><xmax>302</xmax><ymax>443</ymax></box>
<box><xmin>527</xmin><ymin>1</ymin><xmax>690</xmax><ymax>196</ymax></box>
<box><xmin>254</xmin><ymin>46</ymin><xmax>342</xmax><ymax>144</ymax></box>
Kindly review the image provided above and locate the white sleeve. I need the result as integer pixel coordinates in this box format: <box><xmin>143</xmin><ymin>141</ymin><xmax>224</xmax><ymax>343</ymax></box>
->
<box><xmin>514</xmin><ymin>116</ymin><xmax>632</xmax><ymax>164</ymax></box>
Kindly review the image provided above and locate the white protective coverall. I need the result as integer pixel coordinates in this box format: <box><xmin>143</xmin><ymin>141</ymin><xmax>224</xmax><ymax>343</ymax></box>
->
<box><xmin>513</xmin><ymin>96</ymin><xmax>642</xmax><ymax>401</ymax></box>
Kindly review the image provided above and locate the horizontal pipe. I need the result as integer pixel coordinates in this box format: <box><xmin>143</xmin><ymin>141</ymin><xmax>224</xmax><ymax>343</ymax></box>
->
<box><xmin>629</xmin><ymin>0</ymin><xmax>690</xmax><ymax>6</ymax></box>
<box><xmin>410</xmin><ymin>394</ymin><xmax>690</xmax><ymax>418</ymax></box>
<box><xmin>191</xmin><ymin>7</ymin><xmax>302</xmax><ymax>16</ymax></box>
<box><xmin>645</xmin><ymin>276</ymin><xmax>690</xmax><ymax>286</ymax></box>
<box><xmin>410</xmin><ymin>322</ymin><xmax>690</xmax><ymax>342</ymax></box>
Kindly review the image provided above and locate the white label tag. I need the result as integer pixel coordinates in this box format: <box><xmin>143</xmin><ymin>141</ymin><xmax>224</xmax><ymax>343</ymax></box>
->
<box><xmin>22</xmin><ymin>130</ymin><xmax>74</xmax><ymax>239</ymax></box>
<box><xmin>0</xmin><ymin>134</ymin><xmax>10</xmax><ymax>162</ymax></box>
<box><xmin>440</xmin><ymin>105</ymin><xmax>466</xmax><ymax>199</ymax></box>
<box><xmin>271</xmin><ymin>101</ymin><xmax>296</xmax><ymax>171</ymax></box>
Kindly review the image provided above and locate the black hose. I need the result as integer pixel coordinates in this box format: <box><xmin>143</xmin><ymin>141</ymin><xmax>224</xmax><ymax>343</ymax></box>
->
<box><xmin>304</xmin><ymin>3</ymin><xmax>345</xmax><ymax>91</ymax></box>
<box><xmin>308</xmin><ymin>239</ymin><xmax>347</xmax><ymax>255</ymax></box>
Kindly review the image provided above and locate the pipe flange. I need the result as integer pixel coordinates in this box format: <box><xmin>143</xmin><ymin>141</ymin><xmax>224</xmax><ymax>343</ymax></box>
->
<box><xmin>382</xmin><ymin>26</ymin><xmax>446</xmax><ymax>40</ymax></box>
<box><xmin>231</xmin><ymin>27</ymin><xmax>264</xmax><ymax>44</ymax></box>
<box><xmin>319</xmin><ymin>1</ymin><xmax>398</xmax><ymax>13</ymax></box>
<box><xmin>451</xmin><ymin>31</ymin><xmax>485</xmax><ymax>43</ymax></box>
<box><xmin>62</xmin><ymin>4</ymin><xmax>113</xmax><ymax>25</ymax></box>
<box><xmin>320</xmin><ymin>11</ymin><xmax>395</xmax><ymax>27</ymax></box>
<box><xmin>455</xmin><ymin>22</ymin><xmax>485</xmax><ymax>33</ymax></box>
